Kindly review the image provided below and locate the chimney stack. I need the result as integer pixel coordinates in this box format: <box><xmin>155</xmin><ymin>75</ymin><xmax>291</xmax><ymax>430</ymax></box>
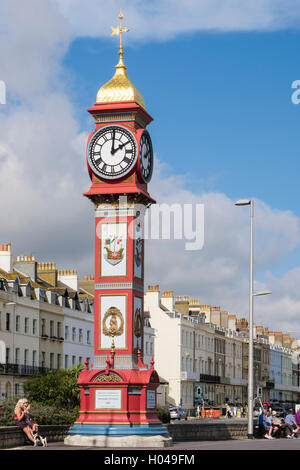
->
<box><xmin>58</xmin><ymin>269</ymin><xmax>79</xmax><ymax>291</ymax></box>
<box><xmin>161</xmin><ymin>290</ymin><xmax>174</xmax><ymax>311</ymax></box>
<box><xmin>0</xmin><ymin>243</ymin><xmax>13</xmax><ymax>272</ymax></box>
<box><xmin>14</xmin><ymin>253</ymin><xmax>37</xmax><ymax>281</ymax></box>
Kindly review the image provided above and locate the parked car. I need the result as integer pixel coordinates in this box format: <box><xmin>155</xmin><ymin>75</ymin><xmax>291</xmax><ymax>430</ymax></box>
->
<box><xmin>169</xmin><ymin>407</ymin><xmax>187</xmax><ymax>420</ymax></box>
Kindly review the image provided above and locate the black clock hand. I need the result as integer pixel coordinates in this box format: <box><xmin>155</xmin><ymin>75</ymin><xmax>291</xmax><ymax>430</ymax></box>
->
<box><xmin>111</xmin><ymin>130</ymin><xmax>116</xmax><ymax>154</ymax></box>
<box><xmin>112</xmin><ymin>141</ymin><xmax>130</xmax><ymax>154</ymax></box>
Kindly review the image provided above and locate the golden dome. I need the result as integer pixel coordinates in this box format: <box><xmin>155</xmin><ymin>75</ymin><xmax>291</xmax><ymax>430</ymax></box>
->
<box><xmin>96</xmin><ymin>10</ymin><xmax>145</xmax><ymax>110</ymax></box>
<box><xmin>96</xmin><ymin>59</ymin><xmax>145</xmax><ymax>109</ymax></box>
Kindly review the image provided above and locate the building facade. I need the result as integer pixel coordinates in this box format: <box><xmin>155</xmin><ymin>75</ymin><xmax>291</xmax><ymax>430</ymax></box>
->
<box><xmin>0</xmin><ymin>244</ymin><xmax>94</xmax><ymax>399</ymax></box>
<box><xmin>145</xmin><ymin>285</ymin><xmax>300</xmax><ymax>412</ymax></box>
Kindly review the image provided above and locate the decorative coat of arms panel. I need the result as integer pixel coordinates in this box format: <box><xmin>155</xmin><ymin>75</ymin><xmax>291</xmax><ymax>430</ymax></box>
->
<box><xmin>100</xmin><ymin>222</ymin><xmax>127</xmax><ymax>277</ymax></box>
<box><xmin>100</xmin><ymin>295</ymin><xmax>127</xmax><ymax>349</ymax></box>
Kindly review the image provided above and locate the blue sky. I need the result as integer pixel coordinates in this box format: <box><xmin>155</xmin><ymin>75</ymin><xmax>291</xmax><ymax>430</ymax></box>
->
<box><xmin>63</xmin><ymin>30</ymin><xmax>300</xmax><ymax>278</ymax></box>
<box><xmin>64</xmin><ymin>30</ymin><xmax>300</xmax><ymax>211</ymax></box>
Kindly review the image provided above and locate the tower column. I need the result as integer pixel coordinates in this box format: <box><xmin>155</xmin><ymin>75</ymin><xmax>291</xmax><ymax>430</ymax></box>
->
<box><xmin>64</xmin><ymin>11</ymin><xmax>172</xmax><ymax>448</ymax></box>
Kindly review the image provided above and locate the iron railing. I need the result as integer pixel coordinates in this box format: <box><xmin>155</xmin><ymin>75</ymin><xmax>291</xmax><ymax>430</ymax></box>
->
<box><xmin>0</xmin><ymin>363</ymin><xmax>50</xmax><ymax>376</ymax></box>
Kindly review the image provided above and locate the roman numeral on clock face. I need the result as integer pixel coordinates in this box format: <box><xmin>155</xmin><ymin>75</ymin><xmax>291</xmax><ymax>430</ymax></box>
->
<box><xmin>88</xmin><ymin>125</ymin><xmax>138</xmax><ymax>180</ymax></box>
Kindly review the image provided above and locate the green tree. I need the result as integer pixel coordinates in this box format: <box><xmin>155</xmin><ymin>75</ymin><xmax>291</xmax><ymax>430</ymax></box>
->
<box><xmin>23</xmin><ymin>365</ymin><xmax>84</xmax><ymax>407</ymax></box>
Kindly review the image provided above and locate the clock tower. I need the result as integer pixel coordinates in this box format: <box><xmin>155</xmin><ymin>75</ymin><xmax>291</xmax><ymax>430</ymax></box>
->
<box><xmin>65</xmin><ymin>11</ymin><xmax>172</xmax><ymax>448</ymax></box>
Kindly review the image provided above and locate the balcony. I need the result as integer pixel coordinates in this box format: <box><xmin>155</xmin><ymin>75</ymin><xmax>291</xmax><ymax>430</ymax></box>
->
<box><xmin>200</xmin><ymin>374</ymin><xmax>220</xmax><ymax>384</ymax></box>
<box><xmin>0</xmin><ymin>363</ymin><xmax>50</xmax><ymax>376</ymax></box>
<box><xmin>266</xmin><ymin>381</ymin><xmax>275</xmax><ymax>389</ymax></box>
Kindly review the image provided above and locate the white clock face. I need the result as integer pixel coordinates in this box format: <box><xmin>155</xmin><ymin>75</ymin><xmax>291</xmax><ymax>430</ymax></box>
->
<box><xmin>139</xmin><ymin>130</ymin><xmax>153</xmax><ymax>183</ymax></box>
<box><xmin>88</xmin><ymin>125</ymin><xmax>138</xmax><ymax>180</ymax></box>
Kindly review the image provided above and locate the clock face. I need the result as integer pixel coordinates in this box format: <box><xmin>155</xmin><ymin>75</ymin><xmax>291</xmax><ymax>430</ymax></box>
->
<box><xmin>139</xmin><ymin>130</ymin><xmax>153</xmax><ymax>183</ymax></box>
<box><xmin>88</xmin><ymin>125</ymin><xmax>138</xmax><ymax>180</ymax></box>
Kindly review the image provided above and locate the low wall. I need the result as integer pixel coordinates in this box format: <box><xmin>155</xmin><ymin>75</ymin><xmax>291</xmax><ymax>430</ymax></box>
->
<box><xmin>0</xmin><ymin>425</ymin><xmax>70</xmax><ymax>449</ymax></box>
<box><xmin>0</xmin><ymin>420</ymin><xmax>250</xmax><ymax>449</ymax></box>
<box><xmin>166</xmin><ymin>419</ymin><xmax>249</xmax><ymax>441</ymax></box>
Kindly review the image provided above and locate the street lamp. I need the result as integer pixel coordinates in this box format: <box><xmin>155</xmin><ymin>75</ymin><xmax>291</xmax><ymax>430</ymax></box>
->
<box><xmin>235</xmin><ymin>199</ymin><xmax>272</xmax><ymax>438</ymax></box>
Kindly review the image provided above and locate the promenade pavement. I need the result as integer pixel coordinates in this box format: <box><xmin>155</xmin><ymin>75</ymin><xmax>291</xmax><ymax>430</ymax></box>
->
<box><xmin>4</xmin><ymin>437</ymin><xmax>300</xmax><ymax>451</ymax></box>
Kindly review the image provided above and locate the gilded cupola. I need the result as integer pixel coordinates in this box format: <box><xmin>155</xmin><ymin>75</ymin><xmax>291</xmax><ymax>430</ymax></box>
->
<box><xmin>96</xmin><ymin>10</ymin><xmax>145</xmax><ymax>110</ymax></box>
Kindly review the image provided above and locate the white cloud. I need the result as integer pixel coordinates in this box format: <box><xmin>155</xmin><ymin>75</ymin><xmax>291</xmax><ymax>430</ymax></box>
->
<box><xmin>252</xmin><ymin>268</ymin><xmax>300</xmax><ymax>336</ymax></box>
<box><xmin>0</xmin><ymin>0</ymin><xmax>71</xmax><ymax>101</ymax></box>
<box><xmin>0</xmin><ymin>1</ymin><xmax>92</xmax><ymax>272</ymax></box>
<box><xmin>0</xmin><ymin>93</ymin><xmax>93</xmax><ymax>271</ymax></box>
<box><xmin>54</xmin><ymin>0</ymin><xmax>300</xmax><ymax>41</ymax></box>
<box><xmin>145</xmin><ymin>162</ymin><xmax>300</xmax><ymax>337</ymax></box>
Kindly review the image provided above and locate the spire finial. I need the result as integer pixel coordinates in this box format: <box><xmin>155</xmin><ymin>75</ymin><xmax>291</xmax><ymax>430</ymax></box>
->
<box><xmin>110</xmin><ymin>9</ymin><xmax>129</xmax><ymax>68</ymax></box>
<box><xmin>96</xmin><ymin>9</ymin><xmax>145</xmax><ymax>109</ymax></box>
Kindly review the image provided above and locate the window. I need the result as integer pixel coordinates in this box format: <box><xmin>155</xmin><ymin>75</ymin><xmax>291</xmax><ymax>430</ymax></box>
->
<box><xmin>6</xmin><ymin>313</ymin><xmax>10</xmax><ymax>331</ymax></box>
<box><xmin>24</xmin><ymin>349</ymin><xmax>28</xmax><ymax>366</ymax></box>
<box><xmin>79</xmin><ymin>329</ymin><xmax>82</xmax><ymax>343</ymax></box>
<box><xmin>57</xmin><ymin>322</ymin><xmax>61</xmax><ymax>339</ymax></box>
<box><xmin>57</xmin><ymin>354</ymin><xmax>61</xmax><ymax>369</ymax></box>
<box><xmin>72</xmin><ymin>356</ymin><xmax>76</xmax><ymax>366</ymax></box>
<box><xmin>79</xmin><ymin>356</ymin><xmax>82</xmax><ymax>364</ymax></box>
<box><xmin>16</xmin><ymin>315</ymin><xmax>20</xmax><ymax>332</ymax></box>
<box><xmin>32</xmin><ymin>351</ymin><xmax>37</xmax><ymax>367</ymax></box>
<box><xmin>5</xmin><ymin>348</ymin><xmax>10</xmax><ymax>363</ymax></box>
<box><xmin>25</xmin><ymin>317</ymin><xmax>29</xmax><ymax>334</ymax></box>
<box><xmin>65</xmin><ymin>325</ymin><xmax>69</xmax><ymax>340</ymax></box>
<box><xmin>41</xmin><ymin>352</ymin><xmax>46</xmax><ymax>368</ymax></box>
<box><xmin>72</xmin><ymin>328</ymin><xmax>76</xmax><ymax>342</ymax></box>
<box><xmin>50</xmin><ymin>321</ymin><xmax>54</xmax><ymax>337</ymax></box>
<box><xmin>41</xmin><ymin>319</ymin><xmax>46</xmax><ymax>336</ymax></box>
<box><xmin>50</xmin><ymin>353</ymin><xmax>54</xmax><ymax>369</ymax></box>
<box><xmin>64</xmin><ymin>355</ymin><xmax>68</xmax><ymax>369</ymax></box>
<box><xmin>15</xmin><ymin>348</ymin><xmax>20</xmax><ymax>364</ymax></box>
<box><xmin>33</xmin><ymin>319</ymin><xmax>37</xmax><ymax>335</ymax></box>
<box><xmin>87</xmin><ymin>330</ymin><xmax>91</xmax><ymax>344</ymax></box>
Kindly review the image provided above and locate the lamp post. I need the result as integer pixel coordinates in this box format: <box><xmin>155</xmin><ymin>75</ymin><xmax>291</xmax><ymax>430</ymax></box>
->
<box><xmin>235</xmin><ymin>199</ymin><xmax>272</xmax><ymax>438</ymax></box>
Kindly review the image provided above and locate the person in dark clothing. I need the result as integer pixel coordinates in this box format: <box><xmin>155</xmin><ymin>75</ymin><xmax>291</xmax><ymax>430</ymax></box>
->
<box><xmin>14</xmin><ymin>398</ymin><xmax>38</xmax><ymax>444</ymax></box>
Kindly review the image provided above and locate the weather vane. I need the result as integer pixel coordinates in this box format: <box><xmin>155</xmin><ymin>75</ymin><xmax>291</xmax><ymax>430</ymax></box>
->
<box><xmin>111</xmin><ymin>9</ymin><xmax>129</xmax><ymax>62</ymax></box>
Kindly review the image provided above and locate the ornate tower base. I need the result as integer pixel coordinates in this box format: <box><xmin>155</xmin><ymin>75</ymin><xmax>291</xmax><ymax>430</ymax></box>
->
<box><xmin>64</xmin><ymin>360</ymin><xmax>172</xmax><ymax>448</ymax></box>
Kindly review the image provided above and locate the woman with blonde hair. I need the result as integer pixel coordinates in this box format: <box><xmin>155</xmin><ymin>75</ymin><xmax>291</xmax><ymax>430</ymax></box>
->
<box><xmin>14</xmin><ymin>398</ymin><xmax>38</xmax><ymax>444</ymax></box>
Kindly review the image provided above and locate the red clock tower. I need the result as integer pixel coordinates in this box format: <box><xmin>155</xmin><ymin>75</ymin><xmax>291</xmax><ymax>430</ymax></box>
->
<box><xmin>65</xmin><ymin>11</ymin><xmax>172</xmax><ymax>447</ymax></box>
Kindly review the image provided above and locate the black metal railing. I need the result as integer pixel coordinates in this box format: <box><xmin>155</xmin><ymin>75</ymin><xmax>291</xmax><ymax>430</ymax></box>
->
<box><xmin>0</xmin><ymin>363</ymin><xmax>50</xmax><ymax>376</ymax></box>
<box><xmin>200</xmin><ymin>374</ymin><xmax>221</xmax><ymax>384</ymax></box>
<box><xmin>265</xmin><ymin>381</ymin><xmax>275</xmax><ymax>389</ymax></box>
